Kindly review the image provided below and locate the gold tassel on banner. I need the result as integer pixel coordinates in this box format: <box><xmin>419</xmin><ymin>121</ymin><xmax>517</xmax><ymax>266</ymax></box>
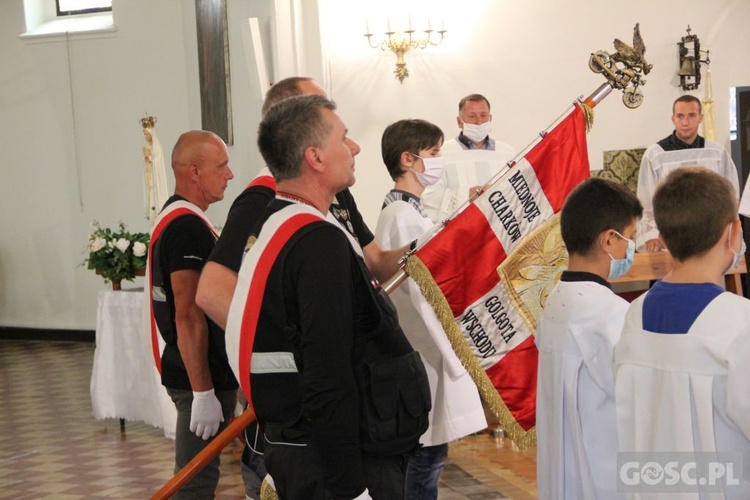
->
<box><xmin>578</xmin><ymin>102</ymin><xmax>595</xmax><ymax>133</ymax></box>
<box><xmin>404</xmin><ymin>256</ymin><xmax>537</xmax><ymax>450</ymax></box>
<box><xmin>260</xmin><ymin>479</ymin><xmax>278</xmax><ymax>500</ymax></box>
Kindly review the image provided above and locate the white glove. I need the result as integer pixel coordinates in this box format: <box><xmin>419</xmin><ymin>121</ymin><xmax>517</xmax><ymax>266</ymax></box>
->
<box><xmin>352</xmin><ymin>488</ymin><xmax>373</xmax><ymax>500</ymax></box>
<box><xmin>190</xmin><ymin>388</ymin><xmax>224</xmax><ymax>440</ymax></box>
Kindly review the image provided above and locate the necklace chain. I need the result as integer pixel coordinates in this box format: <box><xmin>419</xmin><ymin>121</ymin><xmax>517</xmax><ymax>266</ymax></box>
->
<box><xmin>276</xmin><ymin>191</ymin><xmax>315</xmax><ymax>207</ymax></box>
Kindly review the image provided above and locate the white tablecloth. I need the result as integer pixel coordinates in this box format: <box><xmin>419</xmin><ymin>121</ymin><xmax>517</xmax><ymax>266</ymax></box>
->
<box><xmin>90</xmin><ymin>289</ymin><xmax>176</xmax><ymax>438</ymax></box>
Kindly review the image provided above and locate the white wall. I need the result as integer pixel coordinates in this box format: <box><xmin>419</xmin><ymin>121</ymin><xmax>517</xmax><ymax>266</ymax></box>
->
<box><xmin>0</xmin><ymin>0</ymin><xmax>268</xmax><ymax>329</ymax></box>
<box><xmin>1</xmin><ymin>0</ymin><xmax>749</xmax><ymax>331</ymax></box>
<box><xmin>319</xmin><ymin>0</ymin><xmax>750</xmax><ymax>225</ymax></box>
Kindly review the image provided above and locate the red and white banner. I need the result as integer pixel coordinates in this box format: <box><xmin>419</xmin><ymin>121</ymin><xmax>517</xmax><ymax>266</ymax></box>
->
<box><xmin>407</xmin><ymin>105</ymin><xmax>590</xmax><ymax>445</ymax></box>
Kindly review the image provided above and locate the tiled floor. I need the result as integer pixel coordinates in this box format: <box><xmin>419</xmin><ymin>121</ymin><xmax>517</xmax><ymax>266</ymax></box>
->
<box><xmin>0</xmin><ymin>340</ymin><xmax>537</xmax><ymax>499</ymax></box>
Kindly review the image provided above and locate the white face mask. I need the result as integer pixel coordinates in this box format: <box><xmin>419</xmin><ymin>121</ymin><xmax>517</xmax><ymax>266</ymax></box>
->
<box><xmin>461</xmin><ymin>120</ymin><xmax>493</xmax><ymax>143</ymax></box>
<box><xmin>412</xmin><ymin>154</ymin><xmax>445</xmax><ymax>187</ymax></box>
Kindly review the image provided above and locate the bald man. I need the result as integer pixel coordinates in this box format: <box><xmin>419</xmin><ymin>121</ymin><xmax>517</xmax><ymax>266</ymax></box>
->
<box><xmin>147</xmin><ymin>130</ymin><xmax>237</xmax><ymax>498</ymax></box>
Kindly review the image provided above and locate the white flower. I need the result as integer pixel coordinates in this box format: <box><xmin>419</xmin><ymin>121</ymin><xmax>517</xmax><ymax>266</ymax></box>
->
<box><xmin>133</xmin><ymin>241</ymin><xmax>147</xmax><ymax>257</ymax></box>
<box><xmin>115</xmin><ymin>238</ymin><xmax>131</xmax><ymax>252</ymax></box>
<box><xmin>90</xmin><ymin>237</ymin><xmax>107</xmax><ymax>252</ymax></box>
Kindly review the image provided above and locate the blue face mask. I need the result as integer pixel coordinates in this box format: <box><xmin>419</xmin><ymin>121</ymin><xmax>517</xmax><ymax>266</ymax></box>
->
<box><xmin>607</xmin><ymin>230</ymin><xmax>636</xmax><ymax>280</ymax></box>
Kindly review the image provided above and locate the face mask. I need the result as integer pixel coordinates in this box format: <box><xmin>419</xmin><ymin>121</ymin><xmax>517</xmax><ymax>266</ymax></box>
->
<box><xmin>606</xmin><ymin>230</ymin><xmax>636</xmax><ymax>280</ymax></box>
<box><xmin>413</xmin><ymin>155</ymin><xmax>445</xmax><ymax>187</ymax></box>
<box><xmin>461</xmin><ymin>120</ymin><xmax>493</xmax><ymax>143</ymax></box>
<box><xmin>725</xmin><ymin>226</ymin><xmax>746</xmax><ymax>274</ymax></box>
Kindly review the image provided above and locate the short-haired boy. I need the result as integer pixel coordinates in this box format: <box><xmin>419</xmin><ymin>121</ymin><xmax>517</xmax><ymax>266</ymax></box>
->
<box><xmin>375</xmin><ymin>119</ymin><xmax>487</xmax><ymax>499</ymax></box>
<box><xmin>615</xmin><ymin>167</ymin><xmax>750</xmax><ymax>498</ymax></box>
<box><xmin>536</xmin><ymin>177</ymin><xmax>643</xmax><ymax>499</ymax></box>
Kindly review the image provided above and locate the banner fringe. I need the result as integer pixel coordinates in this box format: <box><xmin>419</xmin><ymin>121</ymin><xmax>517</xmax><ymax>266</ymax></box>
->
<box><xmin>260</xmin><ymin>479</ymin><xmax>278</xmax><ymax>500</ymax></box>
<box><xmin>405</xmin><ymin>256</ymin><xmax>536</xmax><ymax>450</ymax></box>
<box><xmin>578</xmin><ymin>102</ymin><xmax>594</xmax><ymax>133</ymax></box>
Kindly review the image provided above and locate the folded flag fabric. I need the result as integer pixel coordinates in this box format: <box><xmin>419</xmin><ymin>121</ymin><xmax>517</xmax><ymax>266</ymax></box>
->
<box><xmin>405</xmin><ymin>103</ymin><xmax>591</xmax><ymax>448</ymax></box>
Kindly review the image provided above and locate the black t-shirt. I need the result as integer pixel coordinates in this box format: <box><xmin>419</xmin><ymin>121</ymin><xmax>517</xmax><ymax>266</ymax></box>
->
<box><xmin>208</xmin><ymin>184</ymin><xmax>374</xmax><ymax>273</ymax></box>
<box><xmin>330</xmin><ymin>188</ymin><xmax>375</xmax><ymax>249</ymax></box>
<box><xmin>208</xmin><ymin>183</ymin><xmax>275</xmax><ymax>273</ymax></box>
<box><xmin>157</xmin><ymin>196</ymin><xmax>238</xmax><ymax>391</ymax></box>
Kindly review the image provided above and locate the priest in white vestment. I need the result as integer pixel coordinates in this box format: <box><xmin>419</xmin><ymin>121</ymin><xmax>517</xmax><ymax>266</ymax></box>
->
<box><xmin>421</xmin><ymin>93</ymin><xmax>515</xmax><ymax>223</ymax></box>
<box><xmin>636</xmin><ymin>95</ymin><xmax>739</xmax><ymax>252</ymax></box>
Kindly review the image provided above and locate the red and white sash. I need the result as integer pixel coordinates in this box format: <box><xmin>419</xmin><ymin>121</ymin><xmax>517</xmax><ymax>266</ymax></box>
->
<box><xmin>145</xmin><ymin>200</ymin><xmax>218</xmax><ymax>374</ymax></box>
<box><xmin>224</xmin><ymin>202</ymin><xmax>328</xmax><ymax>402</ymax></box>
<box><xmin>247</xmin><ymin>166</ymin><xmax>276</xmax><ymax>191</ymax></box>
<box><xmin>245</xmin><ymin>168</ymin><xmax>364</xmax><ymax>260</ymax></box>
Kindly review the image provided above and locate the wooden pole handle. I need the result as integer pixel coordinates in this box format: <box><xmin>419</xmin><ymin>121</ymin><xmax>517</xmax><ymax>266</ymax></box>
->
<box><xmin>150</xmin><ymin>407</ymin><xmax>256</xmax><ymax>499</ymax></box>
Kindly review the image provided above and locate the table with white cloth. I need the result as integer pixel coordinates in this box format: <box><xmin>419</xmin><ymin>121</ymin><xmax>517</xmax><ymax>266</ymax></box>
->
<box><xmin>90</xmin><ymin>289</ymin><xmax>176</xmax><ymax>438</ymax></box>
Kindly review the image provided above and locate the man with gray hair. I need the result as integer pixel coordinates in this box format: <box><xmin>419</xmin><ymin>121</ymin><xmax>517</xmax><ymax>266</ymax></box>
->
<box><xmin>197</xmin><ymin>77</ymin><xmax>327</xmax><ymax>328</ymax></box>
<box><xmin>225</xmin><ymin>95</ymin><xmax>431</xmax><ymax>499</ymax></box>
<box><xmin>198</xmin><ymin>75</ymin><xmax>407</xmax><ymax>329</ymax></box>
<box><xmin>197</xmin><ymin>76</ymin><xmax>412</xmax><ymax>499</ymax></box>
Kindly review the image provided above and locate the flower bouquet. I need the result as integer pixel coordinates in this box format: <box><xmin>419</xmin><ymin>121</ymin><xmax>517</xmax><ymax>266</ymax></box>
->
<box><xmin>83</xmin><ymin>221</ymin><xmax>149</xmax><ymax>288</ymax></box>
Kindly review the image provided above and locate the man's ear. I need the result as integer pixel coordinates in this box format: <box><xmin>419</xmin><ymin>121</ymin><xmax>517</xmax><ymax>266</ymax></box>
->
<box><xmin>188</xmin><ymin>162</ymin><xmax>200</xmax><ymax>181</ymax></box>
<box><xmin>456</xmin><ymin>116</ymin><xmax>462</xmax><ymax>129</ymax></box>
<box><xmin>304</xmin><ymin>146</ymin><xmax>324</xmax><ymax>173</ymax></box>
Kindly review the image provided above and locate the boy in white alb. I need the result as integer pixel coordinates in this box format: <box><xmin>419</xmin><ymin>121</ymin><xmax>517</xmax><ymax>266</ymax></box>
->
<box><xmin>375</xmin><ymin>119</ymin><xmax>487</xmax><ymax>499</ymax></box>
<box><xmin>536</xmin><ymin>178</ymin><xmax>643</xmax><ymax>499</ymax></box>
<box><xmin>615</xmin><ymin>167</ymin><xmax>750</xmax><ymax>499</ymax></box>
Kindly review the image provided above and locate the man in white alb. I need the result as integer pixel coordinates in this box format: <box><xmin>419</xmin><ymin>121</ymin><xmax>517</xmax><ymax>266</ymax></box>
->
<box><xmin>636</xmin><ymin>94</ymin><xmax>739</xmax><ymax>252</ymax></box>
<box><xmin>421</xmin><ymin>94</ymin><xmax>516</xmax><ymax>223</ymax></box>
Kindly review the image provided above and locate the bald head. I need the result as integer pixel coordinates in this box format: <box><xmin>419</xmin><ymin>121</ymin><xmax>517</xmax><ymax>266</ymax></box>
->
<box><xmin>261</xmin><ymin>77</ymin><xmax>327</xmax><ymax>117</ymax></box>
<box><xmin>171</xmin><ymin>130</ymin><xmax>233</xmax><ymax>209</ymax></box>
<box><xmin>172</xmin><ymin>130</ymin><xmax>222</xmax><ymax>171</ymax></box>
